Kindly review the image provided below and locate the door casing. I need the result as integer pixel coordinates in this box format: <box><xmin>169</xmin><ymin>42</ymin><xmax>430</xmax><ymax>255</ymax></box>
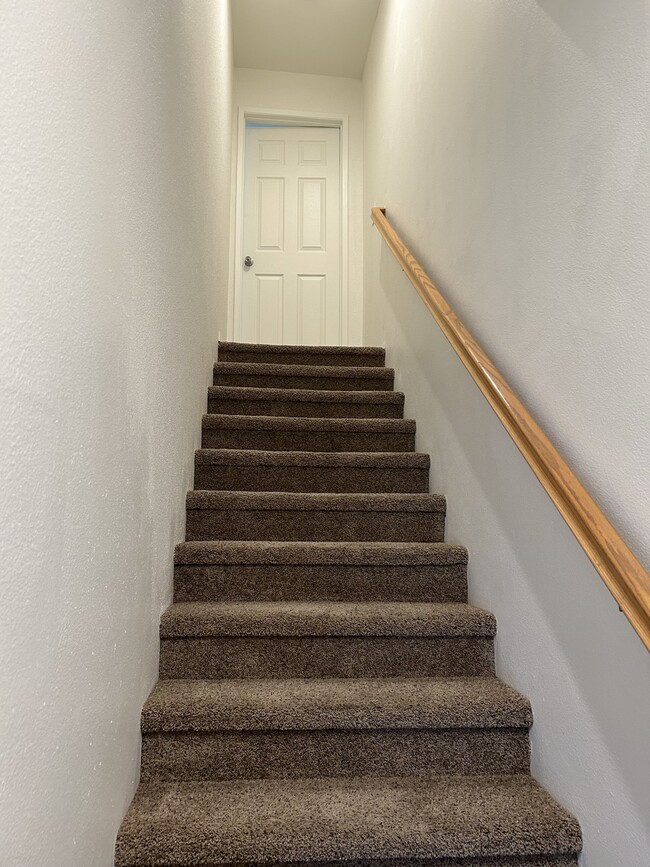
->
<box><xmin>231</xmin><ymin>107</ymin><xmax>350</xmax><ymax>344</ymax></box>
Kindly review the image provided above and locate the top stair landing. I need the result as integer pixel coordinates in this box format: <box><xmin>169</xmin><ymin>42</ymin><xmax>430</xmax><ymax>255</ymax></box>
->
<box><xmin>218</xmin><ymin>341</ymin><xmax>386</xmax><ymax>368</ymax></box>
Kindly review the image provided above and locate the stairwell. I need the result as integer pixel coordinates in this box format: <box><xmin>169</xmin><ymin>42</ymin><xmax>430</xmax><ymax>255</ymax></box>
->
<box><xmin>115</xmin><ymin>341</ymin><xmax>582</xmax><ymax>867</ymax></box>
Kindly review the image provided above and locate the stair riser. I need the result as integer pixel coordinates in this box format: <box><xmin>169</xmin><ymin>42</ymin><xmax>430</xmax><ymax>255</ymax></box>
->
<box><xmin>118</xmin><ymin>857</ymin><xmax>578</xmax><ymax>867</ymax></box>
<box><xmin>213</xmin><ymin>372</ymin><xmax>394</xmax><ymax>392</ymax></box>
<box><xmin>207</xmin><ymin>397</ymin><xmax>403</xmax><ymax>419</ymax></box>
<box><xmin>219</xmin><ymin>349</ymin><xmax>386</xmax><ymax>368</ymax></box>
<box><xmin>173</xmin><ymin>564</ymin><xmax>468</xmax><ymax>603</ymax></box>
<box><xmin>194</xmin><ymin>464</ymin><xmax>429</xmax><ymax>494</ymax></box>
<box><xmin>141</xmin><ymin>728</ymin><xmax>530</xmax><ymax>782</ymax></box>
<box><xmin>159</xmin><ymin>637</ymin><xmax>495</xmax><ymax>679</ymax></box>
<box><xmin>174</xmin><ymin>564</ymin><xmax>467</xmax><ymax>602</ymax></box>
<box><xmin>201</xmin><ymin>428</ymin><xmax>415</xmax><ymax>452</ymax></box>
<box><xmin>186</xmin><ymin>510</ymin><xmax>445</xmax><ymax>543</ymax></box>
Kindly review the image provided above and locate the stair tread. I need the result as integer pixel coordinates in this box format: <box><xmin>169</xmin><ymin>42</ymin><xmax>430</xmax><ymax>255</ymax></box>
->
<box><xmin>195</xmin><ymin>448</ymin><xmax>429</xmax><ymax>468</ymax></box>
<box><xmin>186</xmin><ymin>491</ymin><xmax>445</xmax><ymax>512</ymax></box>
<box><xmin>219</xmin><ymin>341</ymin><xmax>385</xmax><ymax>357</ymax></box>
<box><xmin>160</xmin><ymin>601</ymin><xmax>496</xmax><ymax>637</ymax></box>
<box><xmin>202</xmin><ymin>413</ymin><xmax>415</xmax><ymax>431</ymax></box>
<box><xmin>174</xmin><ymin>539</ymin><xmax>468</xmax><ymax>565</ymax></box>
<box><xmin>208</xmin><ymin>385</ymin><xmax>404</xmax><ymax>403</ymax></box>
<box><xmin>214</xmin><ymin>361</ymin><xmax>394</xmax><ymax>379</ymax></box>
<box><xmin>142</xmin><ymin>676</ymin><xmax>531</xmax><ymax>732</ymax></box>
<box><xmin>115</xmin><ymin>775</ymin><xmax>581</xmax><ymax>865</ymax></box>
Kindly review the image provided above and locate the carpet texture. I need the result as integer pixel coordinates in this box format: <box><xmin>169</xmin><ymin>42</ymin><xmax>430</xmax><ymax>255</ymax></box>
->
<box><xmin>194</xmin><ymin>448</ymin><xmax>430</xmax><ymax>493</ymax></box>
<box><xmin>213</xmin><ymin>362</ymin><xmax>395</xmax><ymax>392</ymax></box>
<box><xmin>172</xmin><ymin>541</ymin><xmax>469</xmax><ymax>603</ymax></box>
<box><xmin>201</xmin><ymin>415</ymin><xmax>416</xmax><ymax>452</ymax></box>
<box><xmin>207</xmin><ymin>385</ymin><xmax>405</xmax><ymax>418</ymax></box>
<box><xmin>184</xmin><ymin>491</ymin><xmax>446</xmax><ymax>543</ymax></box>
<box><xmin>115</xmin><ymin>341</ymin><xmax>581</xmax><ymax>867</ymax></box>
<box><xmin>217</xmin><ymin>341</ymin><xmax>386</xmax><ymax>368</ymax></box>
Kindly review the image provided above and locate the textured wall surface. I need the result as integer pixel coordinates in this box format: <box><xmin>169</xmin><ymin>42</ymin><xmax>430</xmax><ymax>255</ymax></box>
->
<box><xmin>233</xmin><ymin>68</ymin><xmax>364</xmax><ymax>344</ymax></box>
<box><xmin>0</xmin><ymin>1</ymin><xmax>232</xmax><ymax>864</ymax></box>
<box><xmin>363</xmin><ymin>1</ymin><xmax>650</xmax><ymax>865</ymax></box>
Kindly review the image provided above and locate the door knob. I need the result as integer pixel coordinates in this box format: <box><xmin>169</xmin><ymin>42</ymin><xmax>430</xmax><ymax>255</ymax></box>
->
<box><xmin>243</xmin><ymin>255</ymin><xmax>254</xmax><ymax>267</ymax></box>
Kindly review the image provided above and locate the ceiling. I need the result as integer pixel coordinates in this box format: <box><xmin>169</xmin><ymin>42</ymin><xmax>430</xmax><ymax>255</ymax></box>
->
<box><xmin>232</xmin><ymin>0</ymin><xmax>381</xmax><ymax>79</ymax></box>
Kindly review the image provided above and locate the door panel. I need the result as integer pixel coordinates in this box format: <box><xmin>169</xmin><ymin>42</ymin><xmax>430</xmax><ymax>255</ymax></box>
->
<box><xmin>297</xmin><ymin>275</ymin><xmax>326</xmax><ymax>345</ymax></box>
<box><xmin>239</xmin><ymin>126</ymin><xmax>341</xmax><ymax>345</ymax></box>
<box><xmin>257</xmin><ymin>178</ymin><xmax>285</xmax><ymax>250</ymax></box>
<box><xmin>298</xmin><ymin>178</ymin><xmax>326</xmax><ymax>250</ymax></box>
<box><xmin>240</xmin><ymin>274</ymin><xmax>284</xmax><ymax>346</ymax></box>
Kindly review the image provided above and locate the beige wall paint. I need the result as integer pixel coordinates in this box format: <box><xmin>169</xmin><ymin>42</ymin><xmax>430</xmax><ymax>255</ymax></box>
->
<box><xmin>0</xmin><ymin>1</ymin><xmax>233</xmax><ymax>864</ymax></box>
<box><xmin>233</xmin><ymin>68</ymin><xmax>364</xmax><ymax>344</ymax></box>
<box><xmin>363</xmin><ymin>2</ymin><xmax>650</xmax><ymax>865</ymax></box>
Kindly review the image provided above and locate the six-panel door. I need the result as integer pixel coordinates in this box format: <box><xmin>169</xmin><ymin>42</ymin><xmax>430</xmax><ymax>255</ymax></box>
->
<box><xmin>239</xmin><ymin>125</ymin><xmax>341</xmax><ymax>345</ymax></box>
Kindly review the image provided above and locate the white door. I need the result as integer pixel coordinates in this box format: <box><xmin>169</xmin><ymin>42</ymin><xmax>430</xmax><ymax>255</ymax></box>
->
<box><xmin>237</xmin><ymin>125</ymin><xmax>341</xmax><ymax>345</ymax></box>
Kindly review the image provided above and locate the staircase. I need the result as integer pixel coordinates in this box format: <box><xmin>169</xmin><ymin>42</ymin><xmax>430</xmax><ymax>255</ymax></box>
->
<box><xmin>115</xmin><ymin>342</ymin><xmax>582</xmax><ymax>867</ymax></box>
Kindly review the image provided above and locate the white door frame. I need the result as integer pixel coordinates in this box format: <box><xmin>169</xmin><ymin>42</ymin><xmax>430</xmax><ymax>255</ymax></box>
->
<box><xmin>230</xmin><ymin>106</ymin><xmax>350</xmax><ymax>344</ymax></box>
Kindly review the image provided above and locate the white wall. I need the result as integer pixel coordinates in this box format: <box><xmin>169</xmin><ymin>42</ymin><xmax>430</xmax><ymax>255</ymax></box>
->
<box><xmin>364</xmin><ymin>2</ymin><xmax>650</xmax><ymax>865</ymax></box>
<box><xmin>233</xmin><ymin>68</ymin><xmax>364</xmax><ymax>344</ymax></box>
<box><xmin>0</xmin><ymin>2</ymin><xmax>232</xmax><ymax>864</ymax></box>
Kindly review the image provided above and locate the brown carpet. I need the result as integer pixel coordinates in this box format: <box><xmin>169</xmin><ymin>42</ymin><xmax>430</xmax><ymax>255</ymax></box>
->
<box><xmin>207</xmin><ymin>385</ymin><xmax>405</xmax><ymax>418</ymax></box>
<box><xmin>213</xmin><ymin>361</ymin><xmax>395</xmax><ymax>392</ymax></box>
<box><xmin>115</xmin><ymin>341</ymin><xmax>581</xmax><ymax>867</ymax></box>
<box><xmin>201</xmin><ymin>415</ymin><xmax>416</xmax><ymax>452</ymax></box>
<box><xmin>194</xmin><ymin>448</ymin><xmax>430</xmax><ymax>493</ymax></box>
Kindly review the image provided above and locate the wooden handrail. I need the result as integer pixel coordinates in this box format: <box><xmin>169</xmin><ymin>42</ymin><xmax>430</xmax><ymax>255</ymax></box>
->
<box><xmin>371</xmin><ymin>206</ymin><xmax>650</xmax><ymax>652</ymax></box>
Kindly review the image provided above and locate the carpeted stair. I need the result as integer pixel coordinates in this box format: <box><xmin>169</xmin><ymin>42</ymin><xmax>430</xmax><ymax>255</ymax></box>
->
<box><xmin>115</xmin><ymin>341</ymin><xmax>582</xmax><ymax>867</ymax></box>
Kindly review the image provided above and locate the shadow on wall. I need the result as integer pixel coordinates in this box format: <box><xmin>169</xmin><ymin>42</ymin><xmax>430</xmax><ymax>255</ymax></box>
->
<box><xmin>160</xmin><ymin>0</ymin><xmax>233</xmax><ymax>332</ymax></box>
<box><xmin>536</xmin><ymin>0</ymin><xmax>646</xmax><ymax>71</ymax></box>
